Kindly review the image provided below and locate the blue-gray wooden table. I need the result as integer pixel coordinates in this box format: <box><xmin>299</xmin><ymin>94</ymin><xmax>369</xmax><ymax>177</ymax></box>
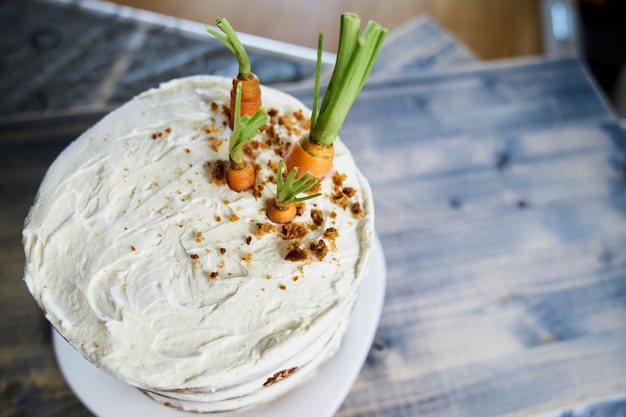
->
<box><xmin>1</xmin><ymin>1</ymin><xmax>625</xmax><ymax>417</ymax></box>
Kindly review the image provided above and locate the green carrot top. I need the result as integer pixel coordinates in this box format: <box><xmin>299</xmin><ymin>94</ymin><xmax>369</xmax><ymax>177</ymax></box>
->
<box><xmin>229</xmin><ymin>83</ymin><xmax>268</xmax><ymax>166</ymax></box>
<box><xmin>310</xmin><ymin>13</ymin><xmax>387</xmax><ymax>146</ymax></box>
<box><xmin>207</xmin><ymin>17</ymin><xmax>252</xmax><ymax>77</ymax></box>
<box><xmin>275</xmin><ymin>159</ymin><xmax>321</xmax><ymax>209</ymax></box>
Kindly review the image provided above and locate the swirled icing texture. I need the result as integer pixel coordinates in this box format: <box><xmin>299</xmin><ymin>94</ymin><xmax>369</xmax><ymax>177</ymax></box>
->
<box><xmin>23</xmin><ymin>76</ymin><xmax>373</xmax><ymax>408</ymax></box>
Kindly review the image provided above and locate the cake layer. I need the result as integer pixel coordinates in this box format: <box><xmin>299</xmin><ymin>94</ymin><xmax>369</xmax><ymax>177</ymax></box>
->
<box><xmin>23</xmin><ymin>75</ymin><xmax>373</xmax><ymax>410</ymax></box>
<box><xmin>144</xmin><ymin>297</ymin><xmax>355</xmax><ymax>413</ymax></box>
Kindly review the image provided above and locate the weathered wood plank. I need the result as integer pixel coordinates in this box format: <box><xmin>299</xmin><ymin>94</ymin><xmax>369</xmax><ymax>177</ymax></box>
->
<box><xmin>0</xmin><ymin>0</ymin><xmax>315</xmax><ymax>116</ymax></box>
<box><xmin>370</xmin><ymin>14</ymin><xmax>476</xmax><ymax>77</ymax></box>
<box><xmin>325</xmin><ymin>57</ymin><xmax>626</xmax><ymax>417</ymax></box>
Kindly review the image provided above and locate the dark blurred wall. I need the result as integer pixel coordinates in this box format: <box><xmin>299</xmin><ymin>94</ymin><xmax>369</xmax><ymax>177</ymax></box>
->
<box><xmin>578</xmin><ymin>0</ymin><xmax>626</xmax><ymax>100</ymax></box>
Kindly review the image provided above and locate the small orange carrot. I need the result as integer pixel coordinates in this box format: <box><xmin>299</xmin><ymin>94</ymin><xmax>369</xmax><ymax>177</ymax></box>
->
<box><xmin>226</xmin><ymin>83</ymin><xmax>269</xmax><ymax>192</ymax></box>
<box><xmin>266</xmin><ymin>199</ymin><xmax>298</xmax><ymax>224</ymax></box>
<box><xmin>226</xmin><ymin>160</ymin><xmax>255</xmax><ymax>192</ymax></box>
<box><xmin>285</xmin><ymin>14</ymin><xmax>387</xmax><ymax>179</ymax></box>
<box><xmin>267</xmin><ymin>159</ymin><xmax>320</xmax><ymax>224</ymax></box>
<box><xmin>230</xmin><ymin>74</ymin><xmax>261</xmax><ymax>129</ymax></box>
<box><xmin>284</xmin><ymin>136</ymin><xmax>334</xmax><ymax>180</ymax></box>
<box><xmin>207</xmin><ymin>18</ymin><xmax>261</xmax><ymax>127</ymax></box>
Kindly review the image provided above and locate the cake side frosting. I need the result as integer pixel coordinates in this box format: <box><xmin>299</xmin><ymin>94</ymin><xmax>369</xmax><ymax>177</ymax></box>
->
<box><xmin>23</xmin><ymin>75</ymin><xmax>373</xmax><ymax>396</ymax></box>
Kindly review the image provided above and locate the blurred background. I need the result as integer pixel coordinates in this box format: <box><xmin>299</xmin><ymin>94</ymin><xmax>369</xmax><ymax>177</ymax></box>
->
<box><xmin>107</xmin><ymin>0</ymin><xmax>625</xmax><ymax>117</ymax></box>
<box><xmin>106</xmin><ymin>0</ymin><xmax>543</xmax><ymax>59</ymax></box>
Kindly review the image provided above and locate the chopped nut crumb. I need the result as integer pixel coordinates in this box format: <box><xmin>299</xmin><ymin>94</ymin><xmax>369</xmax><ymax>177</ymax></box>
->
<box><xmin>264</xmin><ymin>124</ymin><xmax>278</xmax><ymax>146</ymax></box>
<box><xmin>351</xmin><ymin>201</ymin><xmax>365</xmax><ymax>219</ymax></box>
<box><xmin>324</xmin><ymin>227</ymin><xmax>339</xmax><ymax>240</ymax></box>
<box><xmin>310</xmin><ymin>209</ymin><xmax>324</xmax><ymax>227</ymax></box>
<box><xmin>278</xmin><ymin>113</ymin><xmax>302</xmax><ymax>137</ymax></box>
<box><xmin>222</xmin><ymin>104</ymin><xmax>230</xmax><ymax>119</ymax></box>
<box><xmin>332</xmin><ymin>192</ymin><xmax>350</xmax><ymax>209</ymax></box>
<box><xmin>252</xmin><ymin>183</ymin><xmax>264</xmax><ymax>200</ymax></box>
<box><xmin>324</xmin><ymin>227</ymin><xmax>339</xmax><ymax>251</ymax></box>
<box><xmin>276</xmin><ymin>142</ymin><xmax>290</xmax><ymax>156</ymax></box>
<box><xmin>244</xmin><ymin>144</ymin><xmax>255</xmax><ymax>159</ymax></box>
<box><xmin>211</xmin><ymin>160</ymin><xmax>226</xmax><ymax>185</ymax></box>
<box><xmin>332</xmin><ymin>172</ymin><xmax>347</xmax><ymax>188</ymax></box>
<box><xmin>310</xmin><ymin>239</ymin><xmax>329</xmax><ymax>261</ymax></box>
<box><xmin>212</xmin><ymin>138</ymin><xmax>225</xmax><ymax>152</ymax></box>
<box><xmin>342</xmin><ymin>187</ymin><xmax>356</xmax><ymax>197</ymax></box>
<box><xmin>293</xmin><ymin>109</ymin><xmax>305</xmax><ymax>121</ymax></box>
<box><xmin>282</xmin><ymin>222</ymin><xmax>308</xmax><ymax>240</ymax></box>
<box><xmin>295</xmin><ymin>202</ymin><xmax>306</xmax><ymax>216</ymax></box>
<box><xmin>254</xmin><ymin>222</ymin><xmax>276</xmax><ymax>237</ymax></box>
<box><xmin>285</xmin><ymin>244</ymin><xmax>309</xmax><ymax>262</ymax></box>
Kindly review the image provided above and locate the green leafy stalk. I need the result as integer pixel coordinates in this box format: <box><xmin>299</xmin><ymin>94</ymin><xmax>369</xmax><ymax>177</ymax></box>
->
<box><xmin>207</xmin><ymin>17</ymin><xmax>251</xmax><ymax>77</ymax></box>
<box><xmin>310</xmin><ymin>13</ymin><xmax>387</xmax><ymax>146</ymax></box>
<box><xmin>310</xmin><ymin>32</ymin><xmax>324</xmax><ymax>128</ymax></box>
<box><xmin>318</xmin><ymin>13</ymin><xmax>360</xmax><ymax>114</ymax></box>
<box><xmin>230</xmin><ymin>83</ymin><xmax>269</xmax><ymax>166</ymax></box>
<box><xmin>275</xmin><ymin>159</ymin><xmax>321</xmax><ymax>209</ymax></box>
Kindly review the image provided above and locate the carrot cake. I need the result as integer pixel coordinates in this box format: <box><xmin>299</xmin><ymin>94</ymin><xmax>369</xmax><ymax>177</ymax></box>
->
<box><xmin>22</xmin><ymin>75</ymin><xmax>374</xmax><ymax>413</ymax></box>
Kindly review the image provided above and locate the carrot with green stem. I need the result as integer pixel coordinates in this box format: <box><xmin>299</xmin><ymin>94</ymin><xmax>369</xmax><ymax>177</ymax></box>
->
<box><xmin>285</xmin><ymin>13</ymin><xmax>387</xmax><ymax>179</ymax></box>
<box><xmin>267</xmin><ymin>159</ymin><xmax>321</xmax><ymax>224</ymax></box>
<box><xmin>226</xmin><ymin>83</ymin><xmax>269</xmax><ymax>192</ymax></box>
<box><xmin>207</xmin><ymin>17</ymin><xmax>261</xmax><ymax>128</ymax></box>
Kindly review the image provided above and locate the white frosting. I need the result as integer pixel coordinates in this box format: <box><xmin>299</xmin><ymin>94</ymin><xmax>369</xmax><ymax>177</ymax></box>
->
<box><xmin>23</xmin><ymin>76</ymin><xmax>373</xmax><ymax>411</ymax></box>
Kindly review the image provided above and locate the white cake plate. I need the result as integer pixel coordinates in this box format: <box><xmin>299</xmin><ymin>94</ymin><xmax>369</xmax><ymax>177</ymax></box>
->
<box><xmin>53</xmin><ymin>233</ymin><xmax>387</xmax><ymax>417</ymax></box>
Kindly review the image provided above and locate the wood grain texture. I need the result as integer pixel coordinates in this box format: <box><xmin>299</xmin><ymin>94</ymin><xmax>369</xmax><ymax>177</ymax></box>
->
<box><xmin>0</xmin><ymin>0</ymin><xmax>316</xmax><ymax>115</ymax></box>
<box><xmin>370</xmin><ymin>16</ymin><xmax>477</xmax><ymax>77</ymax></box>
<box><xmin>0</xmin><ymin>136</ymin><xmax>88</xmax><ymax>417</ymax></box>
<box><xmin>291</xmin><ymin>57</ymin><xmax>626</xmax><ymax>417</ymax></box>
